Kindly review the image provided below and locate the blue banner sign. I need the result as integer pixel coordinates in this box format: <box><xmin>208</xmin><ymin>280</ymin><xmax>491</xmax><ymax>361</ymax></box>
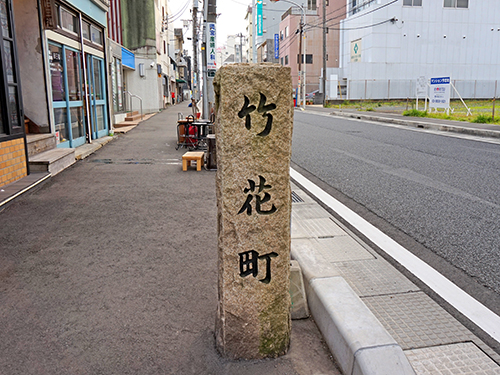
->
<box><xmin>430</xmin><ymin>77</ymin><xmax>450</xmax><ymax>85</ymax></box>
<box><xmin>274</xmin><ymin>34</ymin><xmax>279</xmax><ymax>59</ymax></box>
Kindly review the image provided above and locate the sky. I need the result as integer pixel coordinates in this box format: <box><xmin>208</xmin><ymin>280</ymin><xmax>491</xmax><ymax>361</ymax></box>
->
<box><xmin>171</xmin><ymin>0</ymin><xmax>251</xmax><ymax>51</ymax></box>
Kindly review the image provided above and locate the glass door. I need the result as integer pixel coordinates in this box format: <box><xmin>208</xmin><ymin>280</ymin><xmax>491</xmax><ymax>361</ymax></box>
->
<box><xmin>48</xmin><ymin>42</ymin><xmax>85</xmax><ymax>148</ymax></box>
<box><xmin>86</xmin><ymin>54</ymin><xmax>108</xmax><ymax>140</ymax></box>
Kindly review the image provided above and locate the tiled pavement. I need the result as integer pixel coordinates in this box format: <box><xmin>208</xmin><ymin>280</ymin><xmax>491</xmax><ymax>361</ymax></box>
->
<box><xmin>290</xmin><ymin>181</ymin><xmax>500</xmax><ymax>374</ymax></box>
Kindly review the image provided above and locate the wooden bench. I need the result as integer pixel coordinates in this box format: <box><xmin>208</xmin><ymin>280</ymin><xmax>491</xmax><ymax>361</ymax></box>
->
<box><xmin>182</xmin><ymin>151</ymin><xmax>205</xmax><ymax>171</ymax></box>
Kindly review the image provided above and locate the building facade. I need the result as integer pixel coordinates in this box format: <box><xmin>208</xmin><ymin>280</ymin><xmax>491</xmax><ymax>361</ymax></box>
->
<box><xmin>340</xmin><ymin>0</ymin><xmax>500</xmax><ymax>99</ymax></box>
<box><xmin>278</xmin><ymin>0</ymin><xmax>345</xmax><ymax>100</ymax></box>
<box><xmin>0</xmin><ymin>0</ymin><xmax>27</xmax><ymax>187</ymax></box>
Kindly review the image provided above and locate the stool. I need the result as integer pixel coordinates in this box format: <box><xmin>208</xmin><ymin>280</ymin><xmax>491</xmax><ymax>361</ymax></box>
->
<box><xmin>182</xmin><ymin>151</ymin><xmax>205</xmax><ymax>171</ymax></box>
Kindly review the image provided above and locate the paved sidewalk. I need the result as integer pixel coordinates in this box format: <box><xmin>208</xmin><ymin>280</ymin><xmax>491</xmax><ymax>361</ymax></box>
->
<box><xmin>0</xmin><ymin>107</ymin><xmax>340</xmax><ymax>375</ymax></box>
<box><xmin>290</xmin><ymin>180</ymin><xmax>500</xmax><ymax>374</ymax></box>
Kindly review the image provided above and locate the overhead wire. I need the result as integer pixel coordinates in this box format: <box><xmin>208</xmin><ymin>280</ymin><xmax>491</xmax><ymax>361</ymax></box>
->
<box><xmin>304</xmin><ymin>0</ymin><xmax>399</xmax><ymax>31</ymax></box>
<box><xmin>167</xmin><ymin>0</ymin><xmax>191</xmax><ymax>22</ymax></box>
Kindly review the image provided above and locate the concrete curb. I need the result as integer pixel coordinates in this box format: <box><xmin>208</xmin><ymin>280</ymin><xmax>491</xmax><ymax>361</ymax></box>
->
<box><xmin>291</xmin><ymin>244</ymin><xmax>416</xmax><ymax>375</ymax></box>
<box><xmin>329</xmin><ymin>110</ymin><xmax>500</xmax><ymax>139</ymax></box>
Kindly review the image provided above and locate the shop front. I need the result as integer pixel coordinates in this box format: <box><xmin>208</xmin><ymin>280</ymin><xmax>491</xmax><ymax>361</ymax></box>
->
<box><xmin>46</xmin><ymin>0</ymin><xmax>109</xmax><ymax>148</ymax></box>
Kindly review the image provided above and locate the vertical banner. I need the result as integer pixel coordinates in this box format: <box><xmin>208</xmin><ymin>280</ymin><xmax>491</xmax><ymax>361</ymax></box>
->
<box><xmin>256</xmin><ymin>0</ymin><xmax>263</xmax><ymax>36</ymax></box>
<box><xmin>429</xmin><ymin>76</ymin><xmax>451</xmax><ymax>109</ymax></box>
<box><xmin>207</xmin><ymin>23</ymin><xmax>217</xmax><ymax>77</ymax></box>
<box><xmin>274</xmin><ymin>33</ymin><xmax>279</xmax><ymax>59</ymax></box>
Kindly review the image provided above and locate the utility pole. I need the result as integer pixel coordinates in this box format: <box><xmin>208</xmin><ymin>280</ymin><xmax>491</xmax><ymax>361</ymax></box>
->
<box><xmin>322</xmin><ymin>0</ymin><xmax>326</xmax><ymax>106</ymax></box>
<box><xmin>236</xmin><ymin>33</ymin><xmax>245</xmax><ymax>62</ymax></box>
<box><xmin>193</xmin><ymin>0</ymin><xmax>199</xmax><ymax>101</ymax></box>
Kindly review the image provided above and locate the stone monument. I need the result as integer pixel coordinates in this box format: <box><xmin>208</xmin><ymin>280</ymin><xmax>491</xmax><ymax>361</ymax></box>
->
<box><xmin>214</xmin><ymin>63</ymin><xmax>294</xmax><ymax>359</ymax></box>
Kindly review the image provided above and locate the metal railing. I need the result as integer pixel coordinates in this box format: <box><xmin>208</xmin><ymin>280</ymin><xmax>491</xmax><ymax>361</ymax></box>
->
<box><xmin>345</xmin><ymin>79</ymin><xmax>499</xmax><ymax>101</ymax></box>
<box><xmin>124</xmin><ymin>91</ymin><xmax>143</xmax><ymax>119</ymax></box>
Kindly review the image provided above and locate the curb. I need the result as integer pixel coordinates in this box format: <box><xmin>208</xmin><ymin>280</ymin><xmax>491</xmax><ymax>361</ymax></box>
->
<box><xmin>291</xmin><ymin>243</ymin><xmax>416</xmax><ymax>375</ymax></box>
<box><xmin>328</xmin><ymin>110</ymin><xmax>500</xmax><ymax>139</ymax></box>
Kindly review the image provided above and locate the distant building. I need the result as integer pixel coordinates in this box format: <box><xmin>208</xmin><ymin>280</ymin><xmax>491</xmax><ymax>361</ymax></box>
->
<box><xmin>245</xmin><ymin>6</ymin><xmax>253</xmax><ymax>62</ymax></box>
<box><xmin>253</xmin><ymin>0</ymin><xmax>290</xmax><ymax>63</ymax></box>
<box><xmin>339</xmin><ymin>0</ymin><xmax>500</xmax><ymax>99</ymax></box>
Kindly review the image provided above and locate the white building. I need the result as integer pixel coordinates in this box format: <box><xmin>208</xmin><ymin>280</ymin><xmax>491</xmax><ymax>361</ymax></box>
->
<box><xmin>339</xmin><ymin>0</ymin><xmax>500</xmax><ymax>99</ymax></box>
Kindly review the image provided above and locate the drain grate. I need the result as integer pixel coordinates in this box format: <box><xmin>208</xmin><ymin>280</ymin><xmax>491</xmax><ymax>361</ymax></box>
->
<box><xmin>89</xmin><ymin>158</ymin><xmax>181</xmax><ymax>165</ymax></box>
<box><xmin>291</xmin><ymin>191</ymin><xmax>305</xmax><ymax>203</ymax></box>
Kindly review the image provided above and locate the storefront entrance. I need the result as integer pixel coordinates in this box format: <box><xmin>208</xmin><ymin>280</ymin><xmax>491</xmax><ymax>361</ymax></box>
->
<box><xmin>48</xmin><ymin>43</ymin><xmax>108</xmax><ymax>147</ymax></box>
<box><xmin>86</xmin><ymin>54</ymin><xmax>108</xmax><ymax>140</ymax></box>
<box><xmin>49</xmin><ymin>42</ymin><xmax>86</xmax><ymax>148</ymax></box>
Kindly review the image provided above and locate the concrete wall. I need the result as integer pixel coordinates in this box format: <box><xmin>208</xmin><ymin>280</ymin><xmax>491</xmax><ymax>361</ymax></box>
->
<box><xmin>125</xmin><ymin>57</ymin><xmax>162</xmax><ymax>114</ymax></box>
<box><xmin>13</xmin><ymin>0</ymin><xmax>50</xmax><ymax>132</ymax></box>
<box><xmin>340</xmin><ymin>0</ymin><xmax>500</xmax><ymax>98</ymax></box>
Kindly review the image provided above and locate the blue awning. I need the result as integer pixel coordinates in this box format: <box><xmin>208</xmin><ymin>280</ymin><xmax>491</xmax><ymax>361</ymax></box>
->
<box><xmin>122</xmin><ymin>48</ymin><xmax>135</xmax><ymax>69</ymax></box>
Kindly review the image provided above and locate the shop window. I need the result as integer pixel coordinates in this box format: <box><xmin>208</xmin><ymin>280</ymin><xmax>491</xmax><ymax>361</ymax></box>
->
<box><xmin>54</xmin><ymin>107</ymin><xmax>68</xmax><ymax>142</ymax></box>
<box><xmin>59</xmin><ymin>6</ymin><xmax>78</xmax><ymax>34</ymax></box>
<box><xmin>82</xmin><ymin>20</ymin><xmax>91</xmax><ymax>40</ymax></box>
<box><xmin>70</xmin><ymin>107</ymin><xmax>84</xmax><ymax>138</ymax></box>
<box><xmin>49</xmin><ymin>44</ymin><xmax>65</xmax><ymax>102</ymax></box>
<box><xmin>92</xmin><ymin>60</ymin><xmax>103</xmax><ymax>100</ymax></box>
<box><xmin>112</xmin><ymin>58</ymin><xmax>124</xmax><ymax>113</ymax></box>
<box><xmin>91</xmin><ymin>25</ymin><xmax>102</xmax><ymax>45</ymax></box>
<box><xmin>65</xmin><ymin>49</ymin><xmax>82</xmax><ymax>101</ymax></box>
<box><xmin>0</xmin><ymin>0</ymin><xmax>11</xmax><ymax>38</ymax></box>
<box><xmin>0</xmin><ymin>0</ymin><xmax>23</xmax><ymax>136</ymax></box>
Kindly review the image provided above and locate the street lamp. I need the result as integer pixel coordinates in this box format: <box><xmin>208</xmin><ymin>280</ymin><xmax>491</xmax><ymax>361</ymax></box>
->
<box><xmin>270</xmin><ymin>0</ymin><xmax>306</xmax><ymax>110</ymax></box>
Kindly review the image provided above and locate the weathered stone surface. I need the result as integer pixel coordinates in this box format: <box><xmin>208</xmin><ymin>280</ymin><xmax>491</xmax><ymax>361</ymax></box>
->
<box><xmin>214</xmin><ymin>63</ymin><xmax>294</xmax><ymax>359</ymax></box>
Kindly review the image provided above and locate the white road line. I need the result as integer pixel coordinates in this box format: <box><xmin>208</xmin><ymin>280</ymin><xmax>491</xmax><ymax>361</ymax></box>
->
<box><xmin>290</xmin><ymin>167</ymin><xmax>500</xmax><ymax>344</ymax></box>
<box><xmin>300</xmin><ymin>110</ymin><xmax>500</xmax><ymax>145</ymax></box>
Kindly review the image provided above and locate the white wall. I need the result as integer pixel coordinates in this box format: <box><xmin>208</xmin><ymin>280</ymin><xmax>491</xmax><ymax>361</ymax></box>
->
<box><xmin>340</xmin><ymin>0</ymin><xmax>500</xmax><ymax>98</ymax></box>
<box><xmin>125</xmin><ymin>57</ymin><xmax>162</xmax><ymax>114</ymax></box>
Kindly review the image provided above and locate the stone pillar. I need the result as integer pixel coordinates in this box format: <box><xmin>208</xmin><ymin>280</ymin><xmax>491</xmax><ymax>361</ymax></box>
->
<box><xmin>214</xmin><ymin>63</ymin><xmax>293</xmax><ymax>359</ymax></box>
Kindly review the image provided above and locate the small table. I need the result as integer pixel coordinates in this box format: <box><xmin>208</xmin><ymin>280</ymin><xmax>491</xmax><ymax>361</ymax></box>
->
<box><xmin>182</xmin><ymin>151</ymin><xmax>205</xmax><ymax>171</ymax></box>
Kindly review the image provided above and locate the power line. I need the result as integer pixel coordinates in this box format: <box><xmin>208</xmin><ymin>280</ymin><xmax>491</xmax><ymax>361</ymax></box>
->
<box><xmin>307</xmin><ymin>0</ymin><xmax>399</xmax><ymax>30</ymax></box>
<box><xmin>167</xmin><ymin>0</ymin><xmax>191</xmax><ymax>22</ymax></box>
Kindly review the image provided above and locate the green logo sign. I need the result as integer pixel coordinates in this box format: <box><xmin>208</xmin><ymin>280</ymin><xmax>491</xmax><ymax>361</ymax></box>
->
<box><xmin>354</xmin><ymin>43</ymin><xmax>358</xmax><ymax>54</ymax></box>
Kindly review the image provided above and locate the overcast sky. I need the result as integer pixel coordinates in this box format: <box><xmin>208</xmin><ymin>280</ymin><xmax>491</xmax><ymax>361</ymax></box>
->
<box><xmin>172</xmin><ymin>0</ymin><xmax>250</xmax><ymax>49</ymax></box>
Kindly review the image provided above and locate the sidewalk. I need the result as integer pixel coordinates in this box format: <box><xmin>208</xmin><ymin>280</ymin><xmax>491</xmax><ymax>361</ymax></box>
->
<box><xmin>1</xmin><ymin>106</ymin><xmax>500</xmax><ymax>374</ymax></box>
<box><xmin>0</xmin><ymin>107</ymin><xmax>340</xmax><ymax>375</ymax></box>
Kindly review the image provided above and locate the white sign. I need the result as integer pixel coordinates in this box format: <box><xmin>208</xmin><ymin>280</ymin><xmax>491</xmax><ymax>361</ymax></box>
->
<box><xmin>416</xmin><ymin>76</ymin><xmax>427</xmax><ymax>96</ymax></box>
<box><xmin>350</xmin><ymin>39</ymin><xmax>361</xmax><ymax>62</ymax></box>
<box><xmin>207</xmin><ymin>23</ymin><xmax>216</xmax><ymax>70</ymax></box>
<box><xmin>429</xmin><ymin>76</ymin><xmax>451</xmax><ymax>109</ymax></box>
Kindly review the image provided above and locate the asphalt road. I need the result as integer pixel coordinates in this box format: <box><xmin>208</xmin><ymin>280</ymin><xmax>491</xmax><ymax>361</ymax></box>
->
<box><xmin>291</xmin><ymin>111</ymin><xmax>500</xmax><ymax>313</ymax></box>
